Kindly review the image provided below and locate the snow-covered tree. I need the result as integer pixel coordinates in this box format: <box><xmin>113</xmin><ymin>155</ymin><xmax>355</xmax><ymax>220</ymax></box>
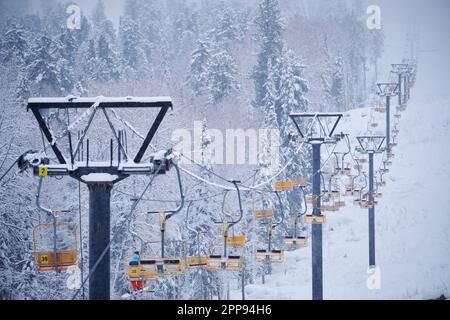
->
<box><xmin>92</xmin><ymin>0</ymin><xmax>116</xmax><ymax>43</ymax></box>
<box><xmin>211</xmin><ymin>6</ymin><xmax>244</xmax><ymax>46</ymax></box>
<box><xmin>188</xmin><ymin>40</ymin><xmax>212</xmax><ymax>96</ymax></box>
<box><xmin>25</xmin><ymin>35</ymin><xmax>62</xmax><ymax>95</ymax></box>
<box><xmin>206</xmin><ymin>51</ymin><xmax>240</xmax><ymax>104</ymax></box>
<box><xmin>0</xmin><ymin>21</ymin><xmax>30</xmax><ymax>66</ymax></box>
<box><xmin>96</xmin><ymin>34</ymin><xmax>120</xmax><ymax>82</ymax></box>
<box><xmin>119</xmin><ymin>2</ymin><xmax>149</xmax><ymax>77</ymax></box>
<box><xmin>252</xmin><ymin>0</ymin><xmax>284</xmax><ymax>108</ymax></box>
<box><xmin>322</xmin><ymin>41</ymin><xmax>346</xmax><ymax>111</ymax></box>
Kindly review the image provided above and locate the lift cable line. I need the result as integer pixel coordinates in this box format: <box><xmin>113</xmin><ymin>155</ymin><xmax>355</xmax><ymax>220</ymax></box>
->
<box><xmin>178</xmin><ymin>114</ymin><xmax>341</xmax><ymax>194</ymax></box>
<box><xmin>177</xmin><ymin>114</ymin><xmax>320</xmax><ymax>191</ymax></box>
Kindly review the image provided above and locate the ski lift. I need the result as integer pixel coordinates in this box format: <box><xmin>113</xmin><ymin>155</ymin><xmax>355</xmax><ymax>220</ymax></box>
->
<box><xmin>390</xmin><ymin>138</ymin><xmax>398</xmax><ymax>148</ymax></box>
<box><xmin>353</xmin><ymin>173</ymin><xmax>368</xmax><ymax>207</ymax></box>
<box><xmin>219</xmin><ymin>192</ymin><xmax>246</xmax><ymax>248</ymax></box>
<box><xmin>318</xmin><ymin>182</ymin><xmax>339</xmax><ymax>212</ymax></box>
<box><xmin>273</xmin><ymin>180</ymin><xmax>294</xmax><ymax>191</ymax></box>
<box><xmin>377</xmin><ymin>171</ymin><xmax>387</xmax><ymax>187</ymax></box>
<box><xmin>254</xmin><ymin>250</ymin><xmax>284</xmax><ymax>263</ymax></box>
<box><xmin>375</xmin><ymin>106</ymin><xmax>386</xmax><ymax>113</ymax></box>
<box><xmin>127</xmin><ymin>254</ymin><xmax>159</xmax><ymax>294</ymax></box>
<box><xmin>283</xmin><ymin>187</ymin><xmax>309</xmax><ymax>249</ymax></box>
<box><xmin>144</xmin><ymin>164</ymin><xmax>186</xmax><ymax>276</ymax></box>
<box><xmin>253</xmin><ymin>193</ymin><xmax>275</xmax><ymax>220</ymax></box>
<box><xmin>358</xmin><ymin>157</ymin><xmax>368</xmax><ymax>164</ymax></box>
<box><xmin>33</xmin><ymin>178</ymin><xmax>77</xmax><ymax>272</ymax></box>
<box><xmin>304</xmin><ymin>214</ymin><xmax>326</xmax><ymax>225</ymax></box>
<box><xmin>127</xmin><ymin>253</ymin><xmax>184</xmax><ymax>279</ymax></box>
<box><xmin>358</xmin><ymin>199</ymin><xmax>378</xmax><ymax>209</ymax></box>
<box><xmin>306</xmin><ymin>194</ymin><xmax>318</xmax><ymax>204</ymax></box>
<box><xmin>33</xmin><ymin>222</ymin><xmax>77</xmax><ymax>272</ymax></box>
<box><xmin>185</xmin><ymin>202</ymin><xmax>210</xmax><ymax>269</ymax></box>
<box><xmin>208</xmin><ymin>181</ymin><xmax>245</xmax><ymax>271</ymax></box>
<box><xmin>255</xmin><ymin>191</ymin><xmax>285</xmax><ymax>263</ymax></box>
<box><xmin>333</xmin><ymin>140</ymin><xmax>352</xmax><ymax>176</ymax></box>
<box><xmin>208</xmin><ymin>255</ymin><xmax>243</xmax><ymax>271</ymax></box>
<box><xmin>325</xmin><ymin>174</ymin><xmax>345</xmax><ymax>209</ymax></box>
<box><xmin>397</xmin><ymin>104</ymin><xmax>407</xmax><ymax>112</ymax></box>
<box><xmin>187</xmin><ymin>256</ymin><xmax>210</xmax><ymax>269</ymax></box>
<box><xmin>254</xmin><ymin>209</ymin><xmax>275</xmax><ymax>220</ymax></box>
<box><xmin>292</xmin><ymin>178</ymin><xmax>309</xmax><ymax>187</ymax></box>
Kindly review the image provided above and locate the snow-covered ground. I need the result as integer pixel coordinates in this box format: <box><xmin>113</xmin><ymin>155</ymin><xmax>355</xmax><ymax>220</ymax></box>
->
<box><xmin>231</xmin><ymin>58</ymin><xmax>450</xmax><ymax>300</ymax></box>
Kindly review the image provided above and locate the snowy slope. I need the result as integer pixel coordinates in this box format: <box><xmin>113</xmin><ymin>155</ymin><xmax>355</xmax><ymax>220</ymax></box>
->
<box><xmin>231</xmin><ymin>76</ymin><xmax>450</xmax><ymax>301</ymax></box>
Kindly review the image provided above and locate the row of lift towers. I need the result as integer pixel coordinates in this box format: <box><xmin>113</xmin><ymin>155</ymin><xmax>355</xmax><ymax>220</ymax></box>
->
<box><xmin>19</xmin><ymin>62</ymin><xmax>415</xmax><ymax>300</ymax></box>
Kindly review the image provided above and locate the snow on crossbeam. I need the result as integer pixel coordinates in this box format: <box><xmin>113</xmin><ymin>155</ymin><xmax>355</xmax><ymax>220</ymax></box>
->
<box><xmin>27</xmin><ymin>96</ymin><xmax>173</xmax><ymax>109</ymax></box>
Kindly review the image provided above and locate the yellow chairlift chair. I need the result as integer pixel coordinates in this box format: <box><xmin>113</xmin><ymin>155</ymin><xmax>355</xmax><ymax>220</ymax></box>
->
<box><xmin>283</xmin><ymin>187</ymin><xmax>309</xmax><ymax>250</ymax></box>
<box><xmin>207</xmin><ymin>181</ymin><xmax>245</xmax><ymax>272</ymax></box>
<box><xmin>33</xmin><ymin>177</ymin><xmax>77</xmax><ymax>272</ymax></box>
<box><xmin>255</xmin><ymin>191</ymin><xmax>285</xmax><ymax>263</ymax></box>
<box><xmin>185</xmin><ymin>202</ymin><xmax>210</xmax><ymax>269</ymax></box>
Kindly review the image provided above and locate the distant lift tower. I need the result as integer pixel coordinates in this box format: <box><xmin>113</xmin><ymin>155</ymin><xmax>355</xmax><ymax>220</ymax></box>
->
<box><xmin>289</xmin><ymin>113</ymin><xmax>343</xmax><ymax>301</ymax></box>
<box><xmin>24</xmin><ymin>97</ymin><xmax>174</xmax><ymax>300</ymax></box>
<box><xmin>355</xmin><ymin>136</ymin><xmax>386</xmax><ymax>268</ymax></box>
<box><xmin>376</xmin><ymin>83</ymin><xmax>399</xmax><ymax>155</ymax></box>
<box><xmin>391</xmin><ymin>64</ymin><xmax>409</xmax><ymax>106</ymax></box>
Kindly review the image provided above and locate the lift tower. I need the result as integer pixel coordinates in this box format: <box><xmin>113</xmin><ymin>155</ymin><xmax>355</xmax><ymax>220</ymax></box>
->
<box><xmin>355</xmin><ymin>136</ymin><xmax>386</xmax><ymax>268</ymax></box>
<box><xmin>289</xmin><ymin>113</ymin><xmax>343</xmax><ymax>300</ymax></box>
<box><xmin>376</xmin><ymin>83</ymin><xmax>398</xmax><ymax>155</ymax></box>
<box><xmin>25</xmin><ymin>96</ymin><xmax>173</xmax><ymax>300</ymax></box>
<box><xmin>391</xmin><ymin>64</ymin><xmax>409</xmax><ymax>106</ymax></box>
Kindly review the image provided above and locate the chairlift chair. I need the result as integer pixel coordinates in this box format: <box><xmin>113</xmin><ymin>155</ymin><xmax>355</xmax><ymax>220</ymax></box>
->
<box><xmin>185</xmin><ymin>204</ymin><xmax>210</xmax><ymax>269</ymax></box>
<box><xmin>304</xmin><ymin>214</ymin><xmax>326</xmax><ymax>225</ymax></box>
<box><xmin>33</xmin><ymin>178</ymin><xmax>77</xmax><ymax>272</ymax></box>
<box><xmin>186</xmin><ymin>256</ymin><xmax>210</xmax><ymax>269</ymax></box>
<box><xmin>255</xmin><ymin>191</ymin><xmax>285</xmax><ymax>262</ymax></box>
<box><xmin>207</xmin><ymin>255</ymin><xmax>243</xmax><ymax>271</ymax></box>
<box><xmin>283</xmin><ymin>191</ymin><xmax>309</xmax><ymax>249</ymax></box>
<box><xmin>144</xmin><ymin>164</ymin><xmax>186</xmax><ymax>276</ymax></box>
<box><xmin>397</xmin><ymin>104</ymin><xmax>407</xmax><ymax>112</ymax></box>
<box><xmin>273</xmin><ymin>180</ymin><xmax>294</xmax><ymax>191</ymax></box>
<box><xmin>208</xmin><ymin>181</ymin><xmax>245</xmax><ymax>271</ymax></box>
<box><xmin>358</xmin><ymin>158</ymin><xmax>368</xmax><ymax>164</ymax></box>
<box><xmin>318</xmin><ymin>188</ymin><xmax>339</xmax><ymax>212</ymax></box>
<box><xmin>254</xmin><ymin>249</ymin><xmax>284</xmax><ymax>263</ymax></box>
<box><xmin>127</xmin><ymin>253</ymin><xmax>184</xmax><ymax>278</ymax></box>
<box><xmin>254</xmin><ymin>209</ymin><xmax>275</xmax><ymax>220</ymax></box>
<box><xmin>33</xmin><ymin>222</ymin><xmax>78</xmax><ymax>272</ymax></box>
<box><xmin>292</xmin><ymin>178</ymin><xmax>309</xmax><ymax>188</ymax></box>
<box><xmin>375</xmin><ymin>106</ymin><xmax>386</xmax><ymax>113</ymax></box>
